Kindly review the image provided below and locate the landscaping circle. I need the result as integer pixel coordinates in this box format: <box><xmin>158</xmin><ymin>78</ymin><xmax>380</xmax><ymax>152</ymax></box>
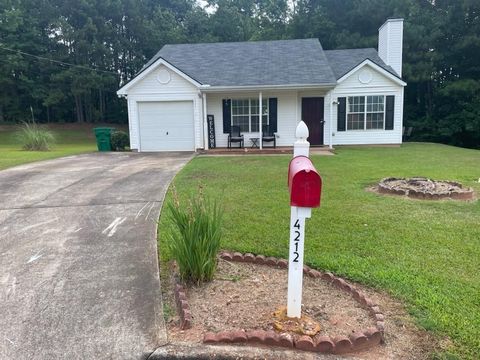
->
<box><xmin>376</xmin><ymin>177</ymin><xmax>475</xmax><ymax>200</ymax></box>
<box><xmin>167</xmin><ymin>252</ymin><xmax>439</xmax><ymax>358</ymax></box>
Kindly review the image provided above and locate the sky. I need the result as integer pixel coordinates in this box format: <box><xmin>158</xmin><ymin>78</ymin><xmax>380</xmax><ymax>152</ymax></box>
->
<box><xmin>196</xmin><ymin>0</ymin><xmax>216</xmax><ymax>14</ymax></box>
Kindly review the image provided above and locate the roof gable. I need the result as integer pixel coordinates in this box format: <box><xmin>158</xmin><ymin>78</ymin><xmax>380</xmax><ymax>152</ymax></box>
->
<box><xmin>117</xmin><ymin>57</ymin><xmax>201</xmax><ymax>95</ymax></box>
<box><xmin>336</xmin><ymin>59</ymin><xmax>406</xmax><ymax>86</ymax></box>
<box><xmin>325</xmin><ymin>48</ymin><xmax>401</xmax><ymax>80</ymax></box>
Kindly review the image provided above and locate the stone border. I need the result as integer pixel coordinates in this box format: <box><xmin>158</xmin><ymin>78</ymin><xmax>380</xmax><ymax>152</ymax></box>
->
<box><xmin>172</xmin><ymin>252</ymin><xmax>385</xmax><ymax>354</ymax></box>
<box><xmin>174</xmin><ymin>281</ymin><xmax>192</xmax><ymax>329</ymax></box>
<box><xmin>377</xmin><ymin>177</ymin><xmax>475</xmax><ymax>201</ymax></box>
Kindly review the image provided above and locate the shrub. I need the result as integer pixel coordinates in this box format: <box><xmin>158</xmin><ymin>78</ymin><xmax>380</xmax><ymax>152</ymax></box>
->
<box><xmin>110</xmin><ymin>130</ymin><xmax>129</xmax><ymax>151</ymax></box>
<box><xmin>16</xmin><ymin>121</ymin><xmax>55</xmax><ymax>151</ymax></box>
<box><xmin>167</xmin><ymin>188</ymin><xmax>223</xmax><ymax>284</ymax></box>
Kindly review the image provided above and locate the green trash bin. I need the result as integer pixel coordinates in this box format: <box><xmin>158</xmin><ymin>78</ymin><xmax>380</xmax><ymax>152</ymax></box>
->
<box><xmin>94</xmin><ymin>127</ymin><xmax>115</xmax><ymax>151</ymax></box>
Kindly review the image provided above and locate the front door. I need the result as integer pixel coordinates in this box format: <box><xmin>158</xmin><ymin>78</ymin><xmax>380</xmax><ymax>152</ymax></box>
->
<box><xmin>301</xmin><ymin>97</ymin><xmax>324</xmax><ymax>145</ymax></box>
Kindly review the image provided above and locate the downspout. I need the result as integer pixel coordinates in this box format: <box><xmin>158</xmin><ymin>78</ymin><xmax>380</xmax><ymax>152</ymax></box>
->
<box><xmin>202</xmin><ymin>93</ymin><xmax>208</xmax><ymax>150</ymax></box>
<box><xmin>329</xmin><ymin>92</ymin><xmax>334</xmax><ymax>149</ymax></box>
<box><xmin>259</xmin><ymin>92</ymin><xmax>263</xmax><ymax>150</ymax></box>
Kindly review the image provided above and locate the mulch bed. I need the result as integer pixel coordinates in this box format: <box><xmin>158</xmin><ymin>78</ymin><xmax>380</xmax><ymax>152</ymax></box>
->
<box><xmin>164</xmin><ymin>252</ymin><xmax>442</xmax><ymax>358</ymax></box>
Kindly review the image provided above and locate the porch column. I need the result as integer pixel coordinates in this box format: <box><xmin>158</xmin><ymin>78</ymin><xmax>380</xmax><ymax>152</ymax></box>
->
<box><xmin>329</xmin><ymin>91</ymin><xmax>333</xmax><ymax>149</ymax></box>
<box><xmin>259</xmin><ymin>92</ymin><xmax>263</xmax><ymax>150</ymax></box>
<box><xmin>202</xmin><ymin>93</ymin><xmax>208</xmax><ymax>150</ymax></box>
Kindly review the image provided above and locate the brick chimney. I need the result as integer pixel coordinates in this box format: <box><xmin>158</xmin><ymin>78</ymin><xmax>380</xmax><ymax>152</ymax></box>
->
<box><xmin>378</xmin><ymin>18</ymin><xmax>404</xmax><ymax>77</ymax></box>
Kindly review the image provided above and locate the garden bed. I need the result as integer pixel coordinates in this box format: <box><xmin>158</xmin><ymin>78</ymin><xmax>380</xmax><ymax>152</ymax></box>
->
<box><xmin>164</xmin><ymin>252</ymin><xmax>440</xmax><ymax>358</ymax></box>
<box><xmin>375</xmin><ymin>177</ymin><xmax>475</xmax><ymax>200</ymax></box>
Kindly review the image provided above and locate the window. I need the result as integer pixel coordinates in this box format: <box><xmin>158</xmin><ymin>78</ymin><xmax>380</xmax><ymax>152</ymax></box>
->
<box><xmin>231</xmin><ymin>99</ymin><xmax>250</xmax><ymax>132</ymax></box>
<box><xmin>347</xmin><ymin>95</ymin><xmax>385</xmax><ymax>130</ymax></box>
<box><xmin>366</xmin><ymin>95</ymin><xmax>384</xmax><ymax>129</ymax></box>
<box><xmin>231</xmin><ymin>98</ymin><xmax>269</xmax><ymax>132</ymax></box>
<box><xmin>347</xmin><ymin>96</ymin><xmax>365</xmax><ymax>130</ymax></box>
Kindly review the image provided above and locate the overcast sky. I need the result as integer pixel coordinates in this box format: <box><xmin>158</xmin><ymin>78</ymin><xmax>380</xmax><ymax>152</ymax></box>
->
<box><xmin>196</xmin><ymin>0</ymin><xmax>216</xmax><ymax>14</ymax></box>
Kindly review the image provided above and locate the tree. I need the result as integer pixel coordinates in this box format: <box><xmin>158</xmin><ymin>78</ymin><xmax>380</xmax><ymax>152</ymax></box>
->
<box><xmin>0</xmin><ymin>0</ymin><xmax>478</xmax><ymax>147</ymax></box>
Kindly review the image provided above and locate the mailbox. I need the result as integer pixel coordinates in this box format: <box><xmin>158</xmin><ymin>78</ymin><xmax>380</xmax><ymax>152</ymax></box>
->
<box><xmin>288</xmin><ymin>156</ymin><xmax>322</xmax><ymax>208</ymax></box>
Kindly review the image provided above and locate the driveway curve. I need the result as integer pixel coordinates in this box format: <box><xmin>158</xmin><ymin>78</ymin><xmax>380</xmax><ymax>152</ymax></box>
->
<box><xmin>0</xmin><ymin>152</ymin><xmax>193</xmax><ymax>360</ymax></box>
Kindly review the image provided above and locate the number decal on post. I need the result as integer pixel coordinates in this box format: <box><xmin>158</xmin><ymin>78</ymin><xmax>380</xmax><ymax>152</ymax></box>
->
<box><xmin>292</xmin><ymin>218</ymin><xmax>301</xmax><ymax>262</ymax></box>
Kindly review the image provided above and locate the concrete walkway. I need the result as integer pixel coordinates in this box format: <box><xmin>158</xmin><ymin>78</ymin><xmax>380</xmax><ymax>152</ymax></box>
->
<box><xmin>0</xmin><ymin>152</ymin><xmax>192</xmax><ymax>360</ymax></box>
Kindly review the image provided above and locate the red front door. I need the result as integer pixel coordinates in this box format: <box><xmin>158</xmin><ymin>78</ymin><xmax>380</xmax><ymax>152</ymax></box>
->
<box><xmin>301</xmin><ymin>97</ymin><xmax>324</xmax><ymax>145</ymax></box>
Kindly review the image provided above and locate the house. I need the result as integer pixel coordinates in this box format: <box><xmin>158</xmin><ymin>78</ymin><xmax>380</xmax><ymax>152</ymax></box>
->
<box><xmin>117</xmin><ymin>18</ymin><xmax>406</xmax><ymax>152</ymax></box>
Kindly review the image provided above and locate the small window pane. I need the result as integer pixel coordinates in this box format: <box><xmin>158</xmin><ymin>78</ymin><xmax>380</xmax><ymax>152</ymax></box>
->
<box><xmin>366</xmin><ymin>113</ymin><xmax>384</xmax><ymax>129</ymax></box>
<box><xmin>251</xmin><ymin>107</ymin><xmax>258</xmax><ymax>115</ymax></box>
<box><xmin>251</xmin><ymin>115</ymin><xmax>259</xmax><ymax>132</ymax></box>
<box><xmin>251</xmin><ymin>99</ymin><xmax>258</xmax><ymax>115</ymax></box>
<box><xmin>347</xmin><ymin>113</ymin><xmax>365</xmax><ymax>130</ymax></box>
<box><xmin>367</xmin><ymin>96</ymin><xmax>384</xmax><ymax>112</ymax></box>
<box><xmin>348</xmin><ymin>96</ymin><xmax>364</xmax><ymax>113</ymax></box>
<box><xmin>233</xmin><ymin>115</ymin><xmax>249</xmax><ymax>132</ymax></box>
<box><xmin>232</xmin><ymin>99</ymin><xmax>249</xmax><ymax>115</ymax></box>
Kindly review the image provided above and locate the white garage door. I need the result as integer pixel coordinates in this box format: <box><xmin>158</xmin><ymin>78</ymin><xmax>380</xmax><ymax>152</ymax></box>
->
<box><xmin>138</xmin><ymin>101</ymin><xmax>194</xmax><ymax>151</ymax></box>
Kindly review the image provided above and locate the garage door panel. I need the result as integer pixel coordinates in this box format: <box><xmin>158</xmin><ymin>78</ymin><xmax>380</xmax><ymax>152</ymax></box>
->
<box><xmin>138</xmin><ymin>101</ymin><xmax>194</xmax><ymax>151</ymax></box>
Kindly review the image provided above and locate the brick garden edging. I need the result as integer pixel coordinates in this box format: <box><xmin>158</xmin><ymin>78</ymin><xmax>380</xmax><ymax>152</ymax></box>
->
<box><xmin>377</xmin><ymin>177</ymin><xmax>475</xmax><ymax>201</ymax></box>
<box><xmin>172</xmin><ymin>251</ymin><xmax>385</xmax><ymax>355</ymax></box>
<box><xmin>174</xmin><ymin>281</ymin><xmax>192</xmax><ymax>330</ymax></box>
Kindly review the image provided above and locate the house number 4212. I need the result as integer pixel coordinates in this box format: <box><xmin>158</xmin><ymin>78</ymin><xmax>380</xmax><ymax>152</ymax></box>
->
<box><xmin>292</xmin><ymin>219</ymin><xmax>301</xmax><ymax>262</ymax></box>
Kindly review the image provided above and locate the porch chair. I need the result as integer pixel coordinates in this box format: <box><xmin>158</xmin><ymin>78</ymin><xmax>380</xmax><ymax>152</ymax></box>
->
<box><xmin>262</xmin><ymin>125</ymin><xmax>276</xmax><ymax>148</ymax></box>
<box><xmin>228</xmin><ymin>125</ymin><xmax>244</xmax><ymax>148</ymax></box>
<box><xmin>402</xmin><ymin>126</ymin><xmax>413</xmax><ymax>142</ymax></box>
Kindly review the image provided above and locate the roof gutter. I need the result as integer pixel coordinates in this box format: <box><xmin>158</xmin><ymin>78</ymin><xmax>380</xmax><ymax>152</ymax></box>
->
<box><xmin>199</xmin><ymin>83</ymin><xmax>336</xmax><ymax>93</ymax></box>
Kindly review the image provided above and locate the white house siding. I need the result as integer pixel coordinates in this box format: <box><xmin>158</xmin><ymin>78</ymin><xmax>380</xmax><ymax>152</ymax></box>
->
<box><xmin>205</xmin><ymin>91</ymin><xmax>302</xmax><ymax>148</ymax></box>
<box><xmin>378</xmin><ymin>27</ymin><xmax>388</xmax><ymax>66</ymax></box>
<box><xmin>378</xmin><ymin>19</ymin><xmax>403</xmax><ymax>77</ymax></box>
<box><xmin>122</xmin><ymin>63</ymin><xmax>403</xmax><ymax>150</ymax></box>
<box><xmin>330</xmin><ymin>64</ymin><xmax>404</xmax><ymax>145</ymax></box>
<box><xmin>125</xmin><ymin>64</ymin><xmax>202</xmax><ymax>151</ymax></box>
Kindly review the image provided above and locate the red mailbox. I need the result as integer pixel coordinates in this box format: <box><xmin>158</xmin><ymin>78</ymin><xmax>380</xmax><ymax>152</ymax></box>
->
<box><xmin>288</xmin><ymin>156</ymin><xmax>322</xmax><ymax>208</ymax></box>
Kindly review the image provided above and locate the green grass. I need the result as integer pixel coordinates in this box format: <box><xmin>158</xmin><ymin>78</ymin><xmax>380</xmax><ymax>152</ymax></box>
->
<box><xmin>158</xmin><ymin>143</ymin><xmax>480</xmax><ymax>359</ymax></box>
<box><xmin>0</xmin><ymin>124</ymin><xmax>113</xmax><ymax>170</ymax></box>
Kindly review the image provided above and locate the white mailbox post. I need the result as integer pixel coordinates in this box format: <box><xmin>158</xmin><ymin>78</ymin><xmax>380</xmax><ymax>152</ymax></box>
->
<box><xmin>286</xmin><ymin>121</ymin><xmax>322</xmax><ymax>318</ymax></box>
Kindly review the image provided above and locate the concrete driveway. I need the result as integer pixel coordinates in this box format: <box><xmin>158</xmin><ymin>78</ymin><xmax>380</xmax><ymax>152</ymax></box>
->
<box><xmin>0</xmin><ymin>152</ymin><xmax>193</xmax><ymax>360</ymax></box>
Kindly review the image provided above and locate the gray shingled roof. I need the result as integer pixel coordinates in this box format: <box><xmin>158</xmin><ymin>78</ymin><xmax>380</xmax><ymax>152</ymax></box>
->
<box><xmin>130</xmin><ymin>40</ymin><xmax>402</xmax><ymax>90</ymax></box>
<box><xmin>141</xmin><ymin>39</ymin><xmax>337</xmax><ymax>87</ymax></box>
<box><xmin>324</xmin><ymin>48</ymin><xmax>399</xmax><ymax>79</ymax></box>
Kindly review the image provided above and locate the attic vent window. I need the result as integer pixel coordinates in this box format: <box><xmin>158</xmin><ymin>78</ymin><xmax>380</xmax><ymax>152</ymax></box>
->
<box><xmin>157</xmin><ymin>69</ymin><xmax>171</xmax><ymax>84</ymax></box>
<box><xmin>358</xmin><ymin>69</ymin><xmax>373</xmax><ymax>84</ymax></box>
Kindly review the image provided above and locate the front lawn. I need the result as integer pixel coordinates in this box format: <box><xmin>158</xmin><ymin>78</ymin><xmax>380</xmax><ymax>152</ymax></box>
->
<box><xmin>158</xmin><ymin>143</ymin><xmax>480</xmax><ymax>359</ymax></box>
<box><xmin>0</xmin><ymin>124</ymin><xmax>116</xmax><ymax>170</ymax></box>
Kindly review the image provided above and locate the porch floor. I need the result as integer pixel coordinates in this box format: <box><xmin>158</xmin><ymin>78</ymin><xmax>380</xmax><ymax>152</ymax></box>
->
<box><xmin>198</xmin><ymin>146</ymin><xmax>334</xmax><ymax>156</ymax></box>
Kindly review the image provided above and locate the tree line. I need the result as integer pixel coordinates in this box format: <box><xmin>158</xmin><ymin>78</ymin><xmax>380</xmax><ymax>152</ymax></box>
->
<box><xmin>1</xmin><ymin>0</ymin><xmax>479</xmax><ymax>148</ymax></box>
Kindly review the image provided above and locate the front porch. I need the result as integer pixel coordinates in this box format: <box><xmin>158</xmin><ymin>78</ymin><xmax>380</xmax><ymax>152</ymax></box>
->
<box><xmin>201</xmin><ymin>89</ymin><xmax>334</xmax><ymax>151</ymax></box>
<box><xmin>198</xmin><ymin>146</ymin><xmax>334</xmax><ymax>156</ymax></box>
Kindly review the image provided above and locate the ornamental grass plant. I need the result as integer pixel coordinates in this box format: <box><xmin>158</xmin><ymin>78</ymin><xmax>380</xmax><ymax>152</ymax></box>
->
<box><xmin>17</xmin><ymin>121</ymin><xmax>55</xmax><ymax>151</ymax></box>
<box><xmin>167</xmin><ymin>187</ymin><xmax>223</xmax><ymax>284</ymax></box>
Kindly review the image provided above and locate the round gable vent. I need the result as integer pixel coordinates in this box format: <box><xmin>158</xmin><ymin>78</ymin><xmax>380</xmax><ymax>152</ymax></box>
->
<box><xmin>358</xmin><ymin>69</ymin><xmax>373</xmax><ymax>84</ymax></box>
<box><xmin>157</xmin><ymin>69</ymin><xmax>171</xmax><ymax>84</ymax></box>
